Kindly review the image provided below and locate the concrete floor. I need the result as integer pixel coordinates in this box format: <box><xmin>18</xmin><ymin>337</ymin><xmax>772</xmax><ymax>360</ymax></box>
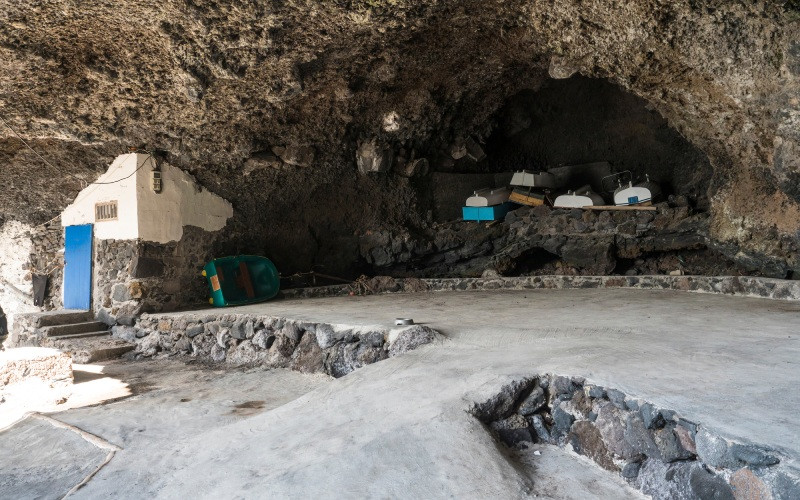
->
<box><xmin>3</xmin><ymin>288</ymin><xmax>799</xmax><ymax>498</ymax></box>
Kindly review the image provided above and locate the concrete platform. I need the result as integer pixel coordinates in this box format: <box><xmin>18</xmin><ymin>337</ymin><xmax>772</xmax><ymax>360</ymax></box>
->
<box><xmin>2</xmin><ymin>288</ymin><xmax>799</xmax><ymax>497</ymax></box>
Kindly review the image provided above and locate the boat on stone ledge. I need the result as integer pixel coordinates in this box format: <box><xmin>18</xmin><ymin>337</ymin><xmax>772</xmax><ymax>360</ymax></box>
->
<box><xmin>202</xmin><ymin>255</ymin><xmax>280</xmax><ymax>307</ymax></box>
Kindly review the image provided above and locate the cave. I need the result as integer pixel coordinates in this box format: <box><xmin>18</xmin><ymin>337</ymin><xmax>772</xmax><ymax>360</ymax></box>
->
<box><xmin>355</xmin><ymin>76</ymin><xmax>756</xmax><ymax>281</ymax></box>
<box><xmin>1</xmin><ymin>2</ymin><xmax>800</xmax><ymax>497</ymax></box>
<box><xmin>0</xmin><ymin>0</ymin><xmax>796</xmax><ymax>324</ymax></box>
<box><xmin>483</xmin><ymin>76</ymin><xmax>713</xmax><ymax>210</ymax></box>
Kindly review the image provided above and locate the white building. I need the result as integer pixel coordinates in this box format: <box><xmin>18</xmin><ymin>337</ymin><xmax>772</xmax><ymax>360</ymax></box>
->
<box><xmin>62</xmin><ymin>153</ymin><xmax>233</xmax><ymax>243</ymax></box>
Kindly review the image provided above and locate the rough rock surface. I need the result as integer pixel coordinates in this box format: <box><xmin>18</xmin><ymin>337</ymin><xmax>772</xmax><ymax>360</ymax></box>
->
<box><xmin>358</xmin><ymin>204</ymin><xmax>773</xmax><ymax>277</ymax></box>
<box><xmin>130</xmin><ymin>313</ymin><xmax>440</xmax><ymax>378</ymax></box>
<box><xmin>473</xmin><ymin>374</ymin><xmax>797</xmax><ymax>500</ymax></box>
<box><xmin>1</xmin><ymin>1</ymin><xmax>799</xmax><ymax>278</ymax></box>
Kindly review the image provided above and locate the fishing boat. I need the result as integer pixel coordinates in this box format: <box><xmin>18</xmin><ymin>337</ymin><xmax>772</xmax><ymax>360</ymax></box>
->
<box><xmin>202</xmin><ymin>255</ymin><xmax>280</xmax><ymax>307</ymax></box>
<box><xmin>553</xmin><ymin>185</ymin><xmax>605</xmax><ymax>208</ymax></box>
<box><xmin>466</xmin><ymin>187</ymin><xmax>511</xmax><ymax>207</ymax></box>
<box><xmin>613</xmin><ymin>175</ymin><xmax>662</xmax><ymax>206</ymax></box>
<box><xmin>509</xmin><ymin>187</ymin><xmax>550</xmax><ymax>207</ymax></box>
<box><xmin>462</xmin><ymin>202</ymin><xmax>513</xmax><ymax>221</ymax></box>
<box><xmin>510</xmin><ymin>170</ymin><xmax>557</xmax><ymax>189</ymax></box>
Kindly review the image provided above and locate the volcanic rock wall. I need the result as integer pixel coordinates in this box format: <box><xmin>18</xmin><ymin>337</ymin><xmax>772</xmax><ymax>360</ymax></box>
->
<box><xmin>474</xmin><ymin>375</ymin><xmax>799</xmax><ymax>499</ymax></box>
<box><xmin>1</xmin><ymin>1</ymin><xmax>798</xmax><ymax>278</ymax></box>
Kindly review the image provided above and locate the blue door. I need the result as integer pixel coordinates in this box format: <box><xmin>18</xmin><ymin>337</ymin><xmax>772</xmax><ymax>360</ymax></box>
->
<box><xmin>64</xmin><ymin>224</ymin><xmax>93</xmax><ymax>310</ymax></box>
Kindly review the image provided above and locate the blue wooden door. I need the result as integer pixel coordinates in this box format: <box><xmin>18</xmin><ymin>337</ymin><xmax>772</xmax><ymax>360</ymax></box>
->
<box><xmin>64</xmin><ymin>224</ymin><xmax>93</xmax><ymax>310</ymax></box>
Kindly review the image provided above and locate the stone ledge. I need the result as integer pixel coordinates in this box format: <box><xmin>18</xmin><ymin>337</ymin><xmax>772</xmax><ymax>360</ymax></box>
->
<box><xmin>0</xmin><ymin>347</ymin><xmax>73</xmax><ymax>389</ymax></box>
<box><xmin>281</xmin><ymin>275</ymin><xmax>800</xmax><ymax>302</ymax></box>
<box><xmin>129</xmin><ymin>314</ymin><xmax>439</xmax><ymax>378</ymax></box>
<box><xmin>473</xmin><ymin>374</ymin><xmax>799</xmax><ymax>500</ymax></box>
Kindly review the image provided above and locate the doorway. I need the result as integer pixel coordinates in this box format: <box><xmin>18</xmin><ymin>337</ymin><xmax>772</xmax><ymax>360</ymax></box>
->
<box><xmin>64</xmin><ymin>224</ymin><xmax>93</xmax><ymax>310</ymax></box>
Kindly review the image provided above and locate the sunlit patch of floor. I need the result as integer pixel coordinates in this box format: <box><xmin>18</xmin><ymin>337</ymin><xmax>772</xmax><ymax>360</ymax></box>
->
<box><xmin>0</xmin><ymin>363</ymin><xmax>131</xmax><ymax>430</ymax></box>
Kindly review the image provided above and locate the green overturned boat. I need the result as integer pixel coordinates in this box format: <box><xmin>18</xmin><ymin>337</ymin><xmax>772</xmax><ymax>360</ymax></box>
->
<box><xmin>202</xmin><ymin>255</ymin><xmax>280</xmax><ymax>307</ymax></box>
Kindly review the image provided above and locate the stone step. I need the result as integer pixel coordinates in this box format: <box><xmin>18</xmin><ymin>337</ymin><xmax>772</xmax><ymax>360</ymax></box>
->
<box><xmin>43</xmin><ymin>337</ymin><xmax>136</xmax><ymax>364</ymax></box>
<box><xmin>48</xmin><ymin>330</ymin><xmax>110</xmax><ymax>341</ymax></box>
<box><xmin>35</xmin><ymin>310</ymin><xmax>94</xmax><ymax>328</ymax></box>
<box><xmin>44</xmin><ymin>321</ymin><xmax>108</xmax><ymax>337</ymax></box>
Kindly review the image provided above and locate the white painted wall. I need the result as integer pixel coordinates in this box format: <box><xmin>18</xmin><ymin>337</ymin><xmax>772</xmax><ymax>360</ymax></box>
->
<box><xmin>61</xmin><ymin>154</ymin><xmax>140</xmax><ymax>240</ymax></box>
<box><xmin>61</xmin><ymin>153</ymin><xmax>232</xmax><ymax>243</ymax></box>
<box><xmin>135</xmin><ymin>156</ymin><xmax>233</xmax><ymax>243</ymax></box>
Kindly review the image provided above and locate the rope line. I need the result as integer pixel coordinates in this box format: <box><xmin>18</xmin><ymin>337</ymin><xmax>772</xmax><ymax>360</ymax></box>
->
<box><xmin>0</xmin><ymin>113</ymin><xmax>156</xmax><ymax>227</ymax></box>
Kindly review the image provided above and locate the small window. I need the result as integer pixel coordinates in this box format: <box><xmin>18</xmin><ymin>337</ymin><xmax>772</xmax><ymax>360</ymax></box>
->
<box><xmin>95</xmin><ymin>201</ymin><xmax>118</xmax><ymax>222</ymax></box>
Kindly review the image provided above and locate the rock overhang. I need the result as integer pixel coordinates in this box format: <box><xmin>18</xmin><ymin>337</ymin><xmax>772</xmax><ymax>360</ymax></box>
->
<box><xmin>0</xmin><ymin>0</ymin><xmax>797</xmax><ymax>277</ymax></box>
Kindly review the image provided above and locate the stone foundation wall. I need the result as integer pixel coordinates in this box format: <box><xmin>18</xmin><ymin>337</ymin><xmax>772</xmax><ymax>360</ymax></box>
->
<box><xmin>125</xmin><ymin>313</ymin><xmax>439</xmax><ymax>378</ymax></box>
<box><xmin>282</xmin><ymin>275</ymin><xmax>800</xmax><ymax>302</ymax></box>
<box><xmin>9</xmin><ymin>313</ymin><xmax>41</xmax><ymax>347</ymax></box>
<box><xmin>94</xmin><ymin>226</ymin><xmax>222</xmax><ymax>324</ymax></box>
<box><xmin>474</xmin><ymin>375</ymin><xmax>799</xmax><ymax>500</ymax></box>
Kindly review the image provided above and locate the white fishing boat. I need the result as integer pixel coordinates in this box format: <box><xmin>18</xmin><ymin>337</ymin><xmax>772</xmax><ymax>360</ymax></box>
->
<box><xmin>510</xmin><ymin>170</ymin><xmax>556</xmax><ymax>189</ymax></box>
<box><xmin>613</xmin><ymin>175</ymin><xmax>661</xmax><ymax>206</ymax></box>
<box><xmin>553</xmin><ymin>185</ymin><xmax>605</xmax><ymax>208</ymax></box>
<box><xmin>465</xmin><ymin>187</ymin><xmax>511</xmax><ymax>207</ymax></box>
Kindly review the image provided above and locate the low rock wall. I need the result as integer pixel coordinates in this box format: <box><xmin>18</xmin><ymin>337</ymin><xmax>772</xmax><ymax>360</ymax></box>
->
<box><xmin>282</xmin><ymin>275</ymin><xmax>800</xmax><ymax>302</ymax></box>
<box><xmin>10</xmin><ymin>312</ymin><xmax>45</xmax><ymax>347</ymax></box>
<box><xmin>474</xmin><ymin>374</ymin><xmax>799</xmax><ymax>500</ymax></box>
<box><xmin>125</xmin><ymin>313</ymin><xmax>439</xmax><ymax>378</ymax></box>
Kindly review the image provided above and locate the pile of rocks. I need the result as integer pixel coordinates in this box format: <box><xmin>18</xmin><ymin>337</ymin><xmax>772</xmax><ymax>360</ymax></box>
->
<box><xmin>473</xmin><ymin>375</ymin><xmax>798</xmax><ymax>499</ymax></box>
<box><xmin>125</xmin><ymin>313</ymin><xmax>438</xmax><ymax>378</ymax></box>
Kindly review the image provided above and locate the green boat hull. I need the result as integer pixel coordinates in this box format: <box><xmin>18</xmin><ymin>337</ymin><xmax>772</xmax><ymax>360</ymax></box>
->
<box><xmin>203</xmin><ymin>255</ymin><xmax>280</xmax><ymax>307</ymax></box>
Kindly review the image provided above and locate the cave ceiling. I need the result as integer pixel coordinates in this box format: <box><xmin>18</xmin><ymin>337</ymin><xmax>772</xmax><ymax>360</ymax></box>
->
<box><xmin>1</xmin><ymin>0</ymin><xmax>798</xmax><ymax>273</ymax></box>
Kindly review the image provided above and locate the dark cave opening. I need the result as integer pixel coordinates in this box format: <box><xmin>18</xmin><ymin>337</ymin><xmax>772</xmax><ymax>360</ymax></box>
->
<box><xmin>454</xmin><ymin>76</ymin><xmax>714</xmax><ymax>210</ymax></box>
<box><xmin>367</xmin><ymin>77</ymin><xmax>755</xmax><ymax>280</ymax></box>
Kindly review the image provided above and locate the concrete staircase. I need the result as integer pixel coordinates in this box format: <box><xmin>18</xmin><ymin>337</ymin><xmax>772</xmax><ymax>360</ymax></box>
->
<box><xmin>38</xmin><ymin>310</ymin><xmax>135</xmax><ymax>363</ymax></box>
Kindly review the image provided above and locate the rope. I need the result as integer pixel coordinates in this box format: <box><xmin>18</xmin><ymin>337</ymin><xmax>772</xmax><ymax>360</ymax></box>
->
<box><xmin>1</xmin><ymin>113</ymin><xmax>155</xmax><ymax>227</ymax></box>
<box><xmin>28</xmin><ymin>154</ymin><xmax>153</xmax><ymax>229</ymax></box>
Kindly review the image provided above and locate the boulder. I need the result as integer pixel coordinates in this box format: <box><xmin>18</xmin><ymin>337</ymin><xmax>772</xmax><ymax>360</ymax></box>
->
<box><xmin>568</xmin><ymin>421</ymin><xmax>618</xmax><ymax>471</ymax></box>
<box><xmin>289</xmin><ymin>331</ymin><xmax>324</xmax><ymax>374</ymax></box>
<box><xmin>518</xmin><ymin>386</ymin><xmax>546</xmax><ymax>415</ymax></box>
<box><xmin>356</xmin><ymin>139</ymin><xmax>392</xmax><ymax>174</ymax></box>
<box><xmin>387</xmin><ymin>325</ymin><xmax>436</xmax><ymax>357</ymax></box>
<box><xmin>274</xmin><ymin>143</ymin><xmax>315</xmax><ymax>167</ymax></box>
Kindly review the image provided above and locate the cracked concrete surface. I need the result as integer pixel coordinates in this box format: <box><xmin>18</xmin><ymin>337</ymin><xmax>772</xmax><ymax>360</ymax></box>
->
<box><xmin>1</xmin><ymin>288</ymin><xmax>798</xmax><ymax>498</ymax></box>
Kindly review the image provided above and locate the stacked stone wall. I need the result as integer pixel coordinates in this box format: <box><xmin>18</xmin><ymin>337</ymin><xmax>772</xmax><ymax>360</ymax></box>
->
<box><xmin>282</xmin><ymin>275</ymin><xmax>800</xmax><ymax>302</ymax></box>
<box><xmin>94</xmin><ymin>226</ymin><xmax>222</xmax><ymax>324</ymax></box>
<box><xmin>124</xmin><ymin>313</ymin><xmax>438</xmax><ymax>378</ymax></box>
<box><xmin>29</xmin><ymin>220</ymin><xmax>64</xmax><ymax>311</ymax></box>
<box><xmin>475</xmin><ymin>375</ymin><xmax>799</xmax><ymax>499</ymax></box>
